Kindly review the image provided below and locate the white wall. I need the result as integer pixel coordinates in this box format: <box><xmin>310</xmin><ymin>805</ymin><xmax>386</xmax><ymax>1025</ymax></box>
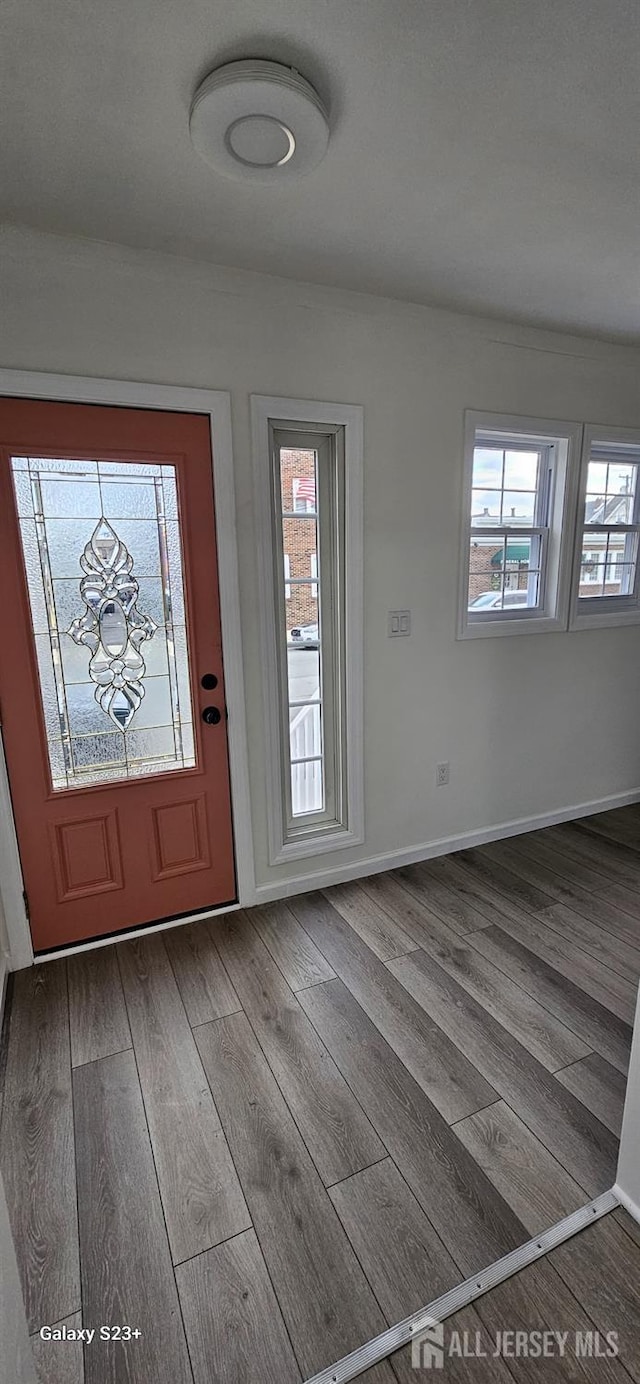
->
<box><xmin>2</xmin><ymin>225</ymin><xmax>640</xmax><ymax>899</ymax></box>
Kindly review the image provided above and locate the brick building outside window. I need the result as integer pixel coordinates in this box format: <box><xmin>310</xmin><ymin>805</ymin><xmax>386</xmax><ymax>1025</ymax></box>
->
<box><xmin>281</xmin><ymin>449</ymin><xmax>318</xmax><ymax>632</ymax></box>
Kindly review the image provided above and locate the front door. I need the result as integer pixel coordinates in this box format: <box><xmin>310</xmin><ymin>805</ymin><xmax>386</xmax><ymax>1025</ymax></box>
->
<box><xmin>0</xmin><ymin>398</ymin><xmax>236</xmax><ymax>952</ymax></box>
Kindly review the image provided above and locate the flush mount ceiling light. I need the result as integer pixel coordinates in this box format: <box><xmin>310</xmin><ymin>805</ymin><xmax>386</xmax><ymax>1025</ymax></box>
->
<box><xmin>189</xmin><ymin>59</ymin><xmax>330</xmax><ymax>182</ymax></box>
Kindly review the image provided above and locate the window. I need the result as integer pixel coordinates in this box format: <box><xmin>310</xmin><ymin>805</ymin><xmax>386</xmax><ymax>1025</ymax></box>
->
<box><xmin>570</xmin><ymin>426</ymin><xmax>640</xmax><ymax>628</ymax></box>
<box><xmin>459</xmin><ymin>412</ymin><xmax>581</xmax><ymax>638</ymax></box>
<box><xmin>251</xmin><ymin>396</ymin><xmax>364</xmax><ymax>863</ymax></box>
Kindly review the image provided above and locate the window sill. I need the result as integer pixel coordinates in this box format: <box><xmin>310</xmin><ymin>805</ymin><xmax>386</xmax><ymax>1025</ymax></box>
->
<box><xmin>270</xmin><ymin>822</ymin><xmax>364</xmax><ymax>865</ymax></box>
<box><xmin>457</xmin><ymin>613</ymin><xmax>566</xmax><ymax>639</ymax></box>
<box><xmin>570</xmin><ymin>604</ymin><xmax>640</xmax><ymax>632</ymax></box>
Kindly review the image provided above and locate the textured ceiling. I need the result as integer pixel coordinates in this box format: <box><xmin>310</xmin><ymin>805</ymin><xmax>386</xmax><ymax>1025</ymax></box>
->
<box><xmin>2</xmin><ymin>0</ymin><xmax>640</xmax><ymax>338</ymax></box>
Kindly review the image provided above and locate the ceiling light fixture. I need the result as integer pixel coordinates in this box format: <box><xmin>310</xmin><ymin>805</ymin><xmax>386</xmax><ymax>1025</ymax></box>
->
<box><xmin>189</xmin><ymin>59</ymin><xmax>330</xmax><ymax>182</ymax></box>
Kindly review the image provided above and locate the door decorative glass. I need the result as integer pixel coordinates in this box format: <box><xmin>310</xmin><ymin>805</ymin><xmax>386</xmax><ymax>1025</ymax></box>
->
<box><xmin>11</xmin><ymin>456</ymin><xmax>196</xmax><ymax>790</ymax></box>
<box><xmin>68</xmin><ymin>519</ymin><xmax>157</xmax><ymax>731</ymax></box>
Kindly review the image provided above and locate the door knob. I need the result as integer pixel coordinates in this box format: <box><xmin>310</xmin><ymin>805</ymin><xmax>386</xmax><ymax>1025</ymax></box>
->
<box><xmin>202</xmin><ymin>705</ymin><xmax>221</xmax><ymax>725</ymax></box>
<box><xmin>201</xmin><ymin>673</ymin><xmax>218</xmax><ymax>690</ymax></box>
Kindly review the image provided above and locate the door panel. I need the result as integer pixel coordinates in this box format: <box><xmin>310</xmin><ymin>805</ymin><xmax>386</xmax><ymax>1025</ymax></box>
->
<box><xmin>0</xmin><ymin>398</ymin><xmax>236</xmax><ymax>951</ymax></box>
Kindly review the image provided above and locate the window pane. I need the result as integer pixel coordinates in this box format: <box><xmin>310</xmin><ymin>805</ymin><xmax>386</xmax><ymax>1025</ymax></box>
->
<box><xmin>11</xmin><ymin>456</ymin><xmax>196</xmax><ymax>790</ymax></box>
<box><xmin>579</xmin><ymin>528</ymin><xmax>637</xmax><ymax>600</ymax></box>
<box><xmin>282</xmin><ymin>514</ymin><xmax>319</xmax><ymax>643</ymax></box>
<box><xmin>501</xmin><ymin>491</ymin><xmax>536</xmax><ymax>525</ymax></box>
<box><xmin>287</xmin><ymin>647</ymin><xmax>320</xmax><ymax>701</ymax></box>
<box><xmin>578</xmin><ymin>531</ymin><xmax>636</xmax><ymax>600</ymax></box>
<box><xmin>280</xmin><ymin>449</ymin><xmax>317</xmax><ymax>512</ymax></box>
<box><xmin>279</xmin><ymin>444</ymin><xmax>326</xmax><ymax>817</ymax></box>
<box><xmin>607</xmin><ymin>462</ymin><xmax>636</xmax><ymax>500</ymax></box>
<box><xmin>472</xmin><ymin>448</ymin><xmax>503</xmax><ymax>489</ymax></box>
<box><xmin>291</xmin><ymin>759</ymin><xmax>324</xmax><ymax>815</ymax></box>
<box><xmin>467</xmin><ymin>536</ymin><xmax>540</xmax><ymax>611</ymax></box>
<box><xmin>471</xmin><ymin>489</ymin><xmax>501</xmax><ymax>522</ymax></box>
<box><xmin>503</xmin><ymin>451</ymin><xmax>539</xmax><ymax>490</ymax></box>
<box><xmin>290</xmin><ymin>703</ymin><xmax>322</xmax><ymax>762</ymax></box>
<box><xmin>586</xmin><ymin>461</ymin><xmax>608</xmax><ymax>496</ymax></box>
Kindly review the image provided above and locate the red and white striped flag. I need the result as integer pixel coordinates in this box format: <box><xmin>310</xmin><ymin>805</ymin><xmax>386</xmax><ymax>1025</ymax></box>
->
<box><xmin>294</xmin><ymin>475</ymin><xmax>316</xmax><ymax>505</ymax></box>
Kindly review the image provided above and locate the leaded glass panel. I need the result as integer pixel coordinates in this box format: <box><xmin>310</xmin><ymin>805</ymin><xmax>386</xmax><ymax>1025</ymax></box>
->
<box><xmin>11</xmin><ymin>456</ymin><xmax>196</xmax><ymax>790</ymax></box>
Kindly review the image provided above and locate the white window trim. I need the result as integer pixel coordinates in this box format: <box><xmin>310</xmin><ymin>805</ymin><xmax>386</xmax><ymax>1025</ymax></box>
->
<box><xmin>251</xmin><ymin>395</ymin><xmax>364</xmax><ymax>864</ymax></box>
<box><xmin>570</xmin><ymin>422</ymin><xmax>640</xmax><ymax>631</ymax></box>
<box><xmin>457</xmin><ymin>410</ymin><xmax>582</xmax><ymax>640</ymax></box>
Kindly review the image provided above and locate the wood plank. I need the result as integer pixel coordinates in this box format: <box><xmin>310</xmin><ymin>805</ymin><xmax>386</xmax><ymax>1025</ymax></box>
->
<box><xmin>540</xmin><ymin>891</ymin><xmax>640</xmax><ymax>952</ymax></box>
<box><xmin>329</xmin><ymin>1159</ymin><xmax>516</xmax><ymax>1384</ymax></box>
<box><xmin>577</xmin><ymin>807</ymin><xmax>640</xmax><ymax>852</ymax></box>
<box><xmin>481</xmin><ymin>837</ymin><xmax>585</xmax><ymax>908</ymax></box>
<box><xmin>554</xmin><ymin>819</ymin><xmax>640</xmax><ymax>887</ymax></box>
<box><xmin>455</xmin><ymin>846</ymin><xmax>554</xmax><ymax>916</ymax></box>
<box><xmin>595</xmin><ymin>877</ymin><xmax>640</xmax><ymax>926</ymax></box>
<box><xmin>176</xmin><ymin>1228</ymin><xmax>300</xmax><ymax>1384</ymax></box>
<box><xmin>249</xmin><ymin>900</ymin><xmax>336</xmax><ymax>990</ymax></box>
<box><xmin>67</xmin><ymin>946</ymin><xmax>131</xmax><ymax>1067</ymax></box>
<box><xmin>389</xmin><ymin>923</ymin><xmax>590</xmax><ymax>1073</ymax></box>
<box><xmin>288</xmin><ymin>890</ymin><xmax>497</xmax><ymax>1123</ymax></box>
<box><xmin>324</xmin><ymin>881</ymin><xmax>419</xmax><ymax>960</ymax></box>
<box><xmin>31</xmin><ymin>1312</ymin><xmax>84</xmax><ymax>1384</ymax></box>
<box><xmin>164</xmin><ymin>920</ymin><xmax>241</xmax><ymax>1026</ymax></box>
<box><xmin>487</xmin><ymin>909</ymin><xmax>638</xmax><ymax>1023</ymax></box>
<box><xmin>534</xmin><ymin>900</ymin><xmax>640</xmax><ymax>977</ymax></box>
<box><xmin>423</xmin><ymin>851</ymin><xmax>533</xmax><ymax>928</ymax></box>
<box><xmin>194</xmin><ymin>1011</ymin><xmax>395</xmax><ymax>1382</ymax></box>
<box><xmin>299</xmin><ymin>978</ymin><xmax>528</xmax><ymax>1276</ymax></box>
<box><xmin>512</xmin><ymin>831</ymin><xmax>611</xmax><ymax>893</ymax></box>
<box><xmin>487</xmin><ymin>836</ymin><xmax>640</xmax><ymax>948</ymax></box>
<box><xmin>554</xmin><ymin>1053</ymin><xmax>627</xmax><ymax>1136</ymax></box>
<box><xmin>117</xmin><ymin>935</ymin><xmax>250</xmax><ymax>1263</ymax></box>
<box><xmin>73</xmin><ymin>1050</ymin><xmax>192</xmax><ymax>1384</ymax></box>
<box><xmin>469</xmin><ymin>925</ymin><xmax>631</xmax><ymax>1073</ymax></box>
<box><xmin>361</xmin><ymin>869</ymin><xmax>479</xmax><ymax>949</ymax></box>
<box><xmin>394</xmin><ymin>859</ymin><xmax>492</xmax><ymax>934</ymax></box>
<box><xmin>550</xmin><ymin>1217</ymin><xmax>640</xmax><ymax>1383</ymax></box>
<box><xmin>328</xmin><ymin>1157</ymin><xmax>458</xmax><ymax>1316</ymax></box>
<box><xmin>613</xmin><ymin>1208</ymin><xmax>640</xmax><ymax>1252</ymax></box>
<box><xmin>388</xmin><ymin>949</ymin><xmax>618</xmax><ymax>1195</ymax></box>
<box><xmin>0</xmin><ymin>963</ymin><xmax>79</xmax><ymax>1332</ymax></box>
<box><xmin>453</xmin><ymin>1099</ymin><xmax>586</xmax><ymax>1233</ymax></box>
<box><xmin>213</xmin><ymin>911</ymin><xmax>384</xmax><ymax>1185</ymax></box>
<box><xmin>473</xmin><ymin>1256</ymin><xmax>627</xmax><ymax>1384</ymax></box>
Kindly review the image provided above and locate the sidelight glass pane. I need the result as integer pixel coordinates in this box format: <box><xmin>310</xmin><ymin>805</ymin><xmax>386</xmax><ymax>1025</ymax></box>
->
<box><xmin>279</xmin><ymin>447</ymin><xmax>325</xmax><ymax>816</ymax></box>
<box><xmin>290</xmin><ymin>759</ymin><xmax>323</xmax><ymax>814</ymax></box>
<box><xmin>11</xmin><ymin>456</ymin><xmax>196</xmax><ymax>790</ymax></box>
<box><xmin>289</xmin><ymin>703</ymin><xmax>322</xmax><ymax>762</ymax></box>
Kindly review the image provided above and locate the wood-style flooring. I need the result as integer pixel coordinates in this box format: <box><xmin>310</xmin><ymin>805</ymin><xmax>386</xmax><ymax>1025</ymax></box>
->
<box><xmin>2</xmin><ymin>806</ymin><xmax>639</xmax><ymax>1383</ymax></box>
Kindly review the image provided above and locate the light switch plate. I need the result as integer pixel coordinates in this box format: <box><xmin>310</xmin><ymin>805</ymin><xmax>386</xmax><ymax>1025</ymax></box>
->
<box><xmin>388</xmin><ymin>610</ymin><xmax>411</xmax><ymax>637</ymax></box>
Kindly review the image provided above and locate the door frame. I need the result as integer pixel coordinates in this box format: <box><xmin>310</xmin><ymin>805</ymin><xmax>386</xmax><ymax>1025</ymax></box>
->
<box><xmin>0</xmin><ymin>369</ymin><xmax>255</xmax><ymax>968</ymax></box>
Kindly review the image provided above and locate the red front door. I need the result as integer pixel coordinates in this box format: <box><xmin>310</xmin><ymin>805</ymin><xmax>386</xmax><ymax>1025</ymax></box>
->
<box><xmin>0</xmin><ymin>398</ymin><xmax>236</xmax><ymax>951</ymax></box>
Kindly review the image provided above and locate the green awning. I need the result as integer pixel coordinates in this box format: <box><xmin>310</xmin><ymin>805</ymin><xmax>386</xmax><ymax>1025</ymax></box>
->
<box><xmin>491</xmin><ymin>543</ymin><xmax>530</xmax><ymax>566</ymax></box>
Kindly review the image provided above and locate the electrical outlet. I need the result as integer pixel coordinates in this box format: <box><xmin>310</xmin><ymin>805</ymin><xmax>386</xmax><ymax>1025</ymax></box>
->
<box><xmin>436</xmin><ymin>762</ymin><xmax>450</xmax><ymax>787</ymax></box>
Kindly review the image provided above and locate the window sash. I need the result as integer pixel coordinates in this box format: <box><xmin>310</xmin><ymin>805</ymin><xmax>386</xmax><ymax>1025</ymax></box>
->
<box><xmin>467</xmin><ymin>437</ymin><xmax>554</xmax><ymax>622</ymax></box>
<box><xmin>576</xmin><ymin>449</ymin><xmax>640</xmax><ymax>608</ymax></box>
<box><xmin>272</xmin><ymin>428</ymin><xmax>346</xmax><ymax>837</ymax></box>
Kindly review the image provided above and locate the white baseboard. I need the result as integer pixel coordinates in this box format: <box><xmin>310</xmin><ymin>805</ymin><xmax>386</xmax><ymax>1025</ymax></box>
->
<box><xmin>612</xmin><ymin>1184</ymin><xmax>640</xmax><ymax>1228</ymax></box>
<box><xmin>252</xmin><ymin>785</ymin><xmax>640</xmax><ymax>903</ymax></box>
